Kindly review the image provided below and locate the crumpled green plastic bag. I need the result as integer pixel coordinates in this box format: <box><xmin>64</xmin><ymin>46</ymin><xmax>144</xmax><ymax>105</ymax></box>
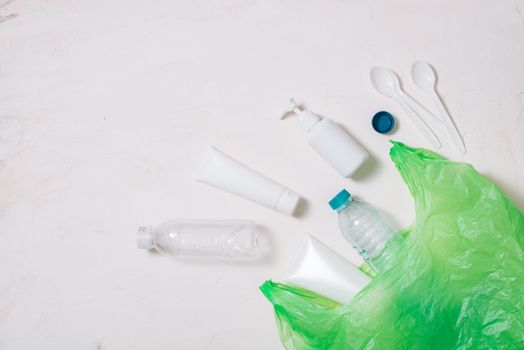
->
<box><xmin>260</xmin><ymin>142</ymin><xmax>524</xmax><ymax>349</ymax></box>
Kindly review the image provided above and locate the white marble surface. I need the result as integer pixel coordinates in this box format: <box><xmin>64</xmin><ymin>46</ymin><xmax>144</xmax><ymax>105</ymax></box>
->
<box><xmin>0</xmin><ymin>0</ymin><xmax>523</xmax><ymax>349</ymax></box>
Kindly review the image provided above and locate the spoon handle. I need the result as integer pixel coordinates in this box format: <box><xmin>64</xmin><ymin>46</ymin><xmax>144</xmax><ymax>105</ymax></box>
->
<box><xmin>432</xmin><ymin>92</ymin><xmax>467</xmax><ymax>155</ymax></box>
<box><xmin>399</xmin><ymin>92</ymin><xmax>444</xmax><ymax>131</ymax></box>
<box><xmin>395</xmin><ymin>96</ymin><xmax>441</xmax><ymax>149</ymax></box>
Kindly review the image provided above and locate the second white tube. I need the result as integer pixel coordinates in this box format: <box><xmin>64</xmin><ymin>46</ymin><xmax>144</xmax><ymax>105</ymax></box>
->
<box><xmin>282</xmin><ymin>235</ymin><xmax>371</xmax><ymax>304</ymax></box>
<box><xmin>194</xmin><ymin>146</ymin><xmax>302</xmax><ymax>216</ymax></box>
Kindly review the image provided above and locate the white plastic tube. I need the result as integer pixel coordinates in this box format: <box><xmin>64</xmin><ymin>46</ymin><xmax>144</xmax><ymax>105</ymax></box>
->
<box><xmin>194</xmin><ymin>146</ymin><xmax>301</xmax><ymax>216</ymax></box>
<box><xmin>282</xmin><ymin>235</ymin><xmax>371</xmax><ymax>304</ymax></box>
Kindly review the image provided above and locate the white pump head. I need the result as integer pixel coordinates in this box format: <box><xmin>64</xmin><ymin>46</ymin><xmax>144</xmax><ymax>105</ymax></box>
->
<box><xmin>281</xmin><ymin>98</ymin><xmax>321</xmax><ymax>131</ymax></box>
<box><xmin>286</xmin><ymin>98</ymin><xmax>301</xmax><ymax>114</ymax></box>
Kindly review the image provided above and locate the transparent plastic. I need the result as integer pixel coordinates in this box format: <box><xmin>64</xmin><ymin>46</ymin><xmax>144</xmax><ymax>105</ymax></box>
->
<box><xmin>336</xmin><ymin>198</ymin><xmax>400</xmax><ymax>272</ymax></box>
<box><xmin>137</xmin><ymin>219</ymin><xmax>259</xmax><ymax>260</ymax></box>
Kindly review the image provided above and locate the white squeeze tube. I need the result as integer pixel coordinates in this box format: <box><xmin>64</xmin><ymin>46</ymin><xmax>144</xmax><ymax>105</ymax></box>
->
<box><xmin>282</xmin><ymin>234</ymin><xmax>371</xmax><ymax>304</ymax></box>
<box><xmin>194</xmin><ymin>146</ymin><xmax>302</xmax><ymax>216</ymax></box>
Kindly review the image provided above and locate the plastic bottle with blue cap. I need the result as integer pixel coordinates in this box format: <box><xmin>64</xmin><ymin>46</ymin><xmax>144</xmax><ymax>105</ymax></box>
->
<box><xmin>281</xmin><ymin>99</ymin><xmax>368</xmax><ymax>178</ymax></box>
<box><xmin>329</xmin><ymin>189</ymin><xmax>404</xmax><ymax>272</ymax></box>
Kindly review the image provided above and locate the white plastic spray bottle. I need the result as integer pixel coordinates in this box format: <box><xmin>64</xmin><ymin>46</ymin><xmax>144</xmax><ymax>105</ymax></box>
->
<box><xmin>281</xmin><ymin>98</ymin><xmax>368</xmax><ymax>178</ymax></box>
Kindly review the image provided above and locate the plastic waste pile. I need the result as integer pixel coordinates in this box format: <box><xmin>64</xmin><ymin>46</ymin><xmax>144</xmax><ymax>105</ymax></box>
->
<box><xmin>261</xmin><ymin>142</ymin><xmax>524</xmax><ymax>349</ymax></box>
<box><xmin>134</xmin><ymin>61</ymin><xmax>524</xmax><ymax>349</ymax></box>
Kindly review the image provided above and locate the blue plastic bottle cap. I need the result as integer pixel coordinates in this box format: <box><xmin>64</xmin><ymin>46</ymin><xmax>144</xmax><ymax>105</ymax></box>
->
<box><xmin>372</xmin><ymin>111</ymin><xmax>395</xmax><ymax>134</ymax></box>
<box><xmin>329</xmin><ymin>189</ymin><xmax>351</xmax><ymax>210</ymax></box>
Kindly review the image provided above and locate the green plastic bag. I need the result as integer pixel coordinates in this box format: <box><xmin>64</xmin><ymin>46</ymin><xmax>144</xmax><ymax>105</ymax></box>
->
<box><xmin>260</xmin><ymin>142</ymin><xmax>524</xmax><ymax>349</ymax></box>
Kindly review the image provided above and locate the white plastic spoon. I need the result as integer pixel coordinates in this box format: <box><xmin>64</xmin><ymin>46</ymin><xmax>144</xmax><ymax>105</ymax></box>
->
<box><xmin>411</xmin><ymin>61</ymin><xmax>466</xmax><ymax>155</ymax></box>
<box><xmin>370</xmin><ymin>67</ymin><xmax>441</xmax><ymax>149</ymax></box>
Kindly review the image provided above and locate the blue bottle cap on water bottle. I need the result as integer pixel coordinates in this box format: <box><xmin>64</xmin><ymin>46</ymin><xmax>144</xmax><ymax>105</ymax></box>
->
<box><xmin>372</xmin><ymin>111</ymin><xmax>395</xmax><ymax>134</ymax></box>
<box><xmin>329</xmin><ymin>189</ymin><xmax>351</xmax><ymax>211</ymax></box>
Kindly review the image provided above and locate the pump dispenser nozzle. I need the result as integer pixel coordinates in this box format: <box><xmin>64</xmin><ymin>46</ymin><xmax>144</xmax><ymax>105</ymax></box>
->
<box><xmin>281</xmin><ymin>98</ymin><xmax>321</xmax><ymax>131</ymax></box>
<box><xmin>286</xmin><ymin>98</ymin><xmax>301</xmax><ymax>115</ymax></box>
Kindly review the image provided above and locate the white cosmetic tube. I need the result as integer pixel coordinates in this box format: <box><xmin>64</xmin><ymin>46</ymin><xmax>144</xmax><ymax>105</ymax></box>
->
<box><xmin>194</xmin><ymin>146</ymin><xmax>301</xmax><ymax>216</ymax></box>
<box><xmin>282</xmin><ymin>235</ymin><xmax>371</xmax><ymax>304</ymax></box>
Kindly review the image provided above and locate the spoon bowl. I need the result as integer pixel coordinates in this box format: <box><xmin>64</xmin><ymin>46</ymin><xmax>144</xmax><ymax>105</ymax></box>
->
<box><xmin>370</xmin><ymin>65</ymin><xmax>441</xmax><ymax>148</ymax></box>
<box><xmin>370</xmin><ymin>67</ymin><xmax>401</xmax><ymax>97</ymax></box>
<box><xmin>411</xmin><ymin>61</ymin><xmax>436</xmax><ymax>93</ymax></box>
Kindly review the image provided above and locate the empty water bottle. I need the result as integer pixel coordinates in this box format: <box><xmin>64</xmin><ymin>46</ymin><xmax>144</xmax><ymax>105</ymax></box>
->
<box><xmin>329</xmin><ymin>189</ymin><xmax>403</xmax><ymax>272</ymax></box>
<box><xmin>137</xmin><ymin>219</ymin><xmax>259</xmax><ymax>260</ymax></box>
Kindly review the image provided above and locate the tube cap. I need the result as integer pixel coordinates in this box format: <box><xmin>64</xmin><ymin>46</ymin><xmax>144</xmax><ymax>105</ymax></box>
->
<box><xmin>275</xmin><ymin>189</ymin><xmax>301</xmax><ymax>215</ymax></box>
<box><xmin>329</xmin><ymin>189</ymin><xmax>351</xmax><ymax>210</ymax></box>
<box><xmin>372</xmin><ymin>111</ymin><xmax>395</xmax><ymax>134</ymax></box>
<box><xmin>137</xmin><ymin>226</ymin><xmax>154</xmax><ymax>250</ymax></box>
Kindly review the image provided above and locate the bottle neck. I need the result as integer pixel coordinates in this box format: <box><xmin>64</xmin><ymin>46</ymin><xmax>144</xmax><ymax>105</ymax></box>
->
<box><xmin>297</xmin><ymin>110</ymin><xmax>321</xmax><ymax>131</ymax></box>
<box><xmin>335</xmin><ymin>199</ymin><xmax>352</xmax><ymax>213</ymax></box>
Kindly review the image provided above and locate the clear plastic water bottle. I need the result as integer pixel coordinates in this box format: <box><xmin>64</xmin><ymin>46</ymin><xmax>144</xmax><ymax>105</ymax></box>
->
<box><xmin>137</xmin><ymin>219</ymin><xmax>259</xmax><ymax>260</ymax></box>
<box><xmin>329</xmin><ymin>189</ymin><xmax>402</xmax><ymax>272</ymax></box>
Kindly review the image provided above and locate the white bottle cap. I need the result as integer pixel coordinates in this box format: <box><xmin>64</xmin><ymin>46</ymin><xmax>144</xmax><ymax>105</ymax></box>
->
<box><xmin>281</xmin><ymin>98</ymin><xmax>320</xmax><ymax>131</ymax></box>
<box><xmin>275</xmin><ymin>189</ymin><xmax>301</xmax><ymax>215</ymax></box>
<box><xmin>137</xmin><ymin>226</ymin><xmax>154</xmax><ymax>250</ymax></box>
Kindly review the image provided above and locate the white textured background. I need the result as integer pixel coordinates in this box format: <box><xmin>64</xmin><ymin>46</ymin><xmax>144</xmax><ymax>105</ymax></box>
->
<box><xmin>1</xmin><ymin>0</ymin><xmax>523</xmax><ymax>349</ymax></box>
